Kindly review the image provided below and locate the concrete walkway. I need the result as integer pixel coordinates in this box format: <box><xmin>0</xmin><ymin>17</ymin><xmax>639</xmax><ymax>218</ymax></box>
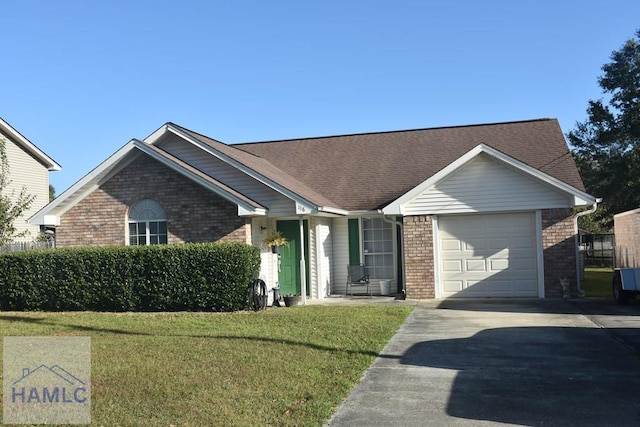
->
<box><xmin>326</xmin><ymin>298</ymin><xmax>640</xmax><ymax>426</ymax></box>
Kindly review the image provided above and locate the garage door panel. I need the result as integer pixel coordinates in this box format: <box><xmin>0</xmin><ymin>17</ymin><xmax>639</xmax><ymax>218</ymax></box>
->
<box><xmin>465</xmin><ymin>238</ymin><xmax>485</xmax><ymax>251</ymax></box>
<box><xmin>491</xmin><ymin>280</ymin><xmax>512</xmax><ymax>292</ymax></box>
<box><xmin>512</xmin><ymin>214</ymin><xmax>535</xmax><ymax>227</ymax></box>
<box><xmin>442</xmin><ymin>260</ymin><xmax>462</xmax><ymax>272</ymax></box>
<box><xmin>515</xmin><ymin>279</ymin><xmax>537</xmax><ymax>291</ymax></box>
<box><xmin>510</xmin><ymin>258</ymin><xmax>535</xmax><ymax>271</ymax></box>
<box><xmin>490</xmin><ymin>248</ymin><xmax>509</xmax><ymax>258</ymax></box>
<box><xmin>439</xmin><ymin>212</ymin><xmax>538</xmax><ymax>298</ymax></box>
<box><xmin>466</xmin><ymin>259</ymin><xmax>486</xmax><ymax>272</ymax></box>
<box><xmin>441</xmin><ymin>239</ymin><xmax>462</xmax><ymax>251</ymax></box>
<box><xmin>489</xmin><ymin>258</ymin><xmax>509</xmax><ymax>271</ymax></box>
<box><xmin>512</xmin><ymin>237</ymin><xmax>533</xmax><ymax>249</ymax></box>
<box><xmin>444</xmin><ymin>280</ymin><xmax>464</xmax><ymax>293</ymax></box>
<box><xmin>464</xmin><ymin>280</ymin><xmax>487</xmax><ymax>294</ymax></box>
<box><xmin>486</xmin><ymin>218</ymin><xmax>507</xmax><ymax>230</ymax></box>
<box><xmin>489</xmin><ymin>238</ymin><xmax>508</xmax><ymax>250</ymax></box>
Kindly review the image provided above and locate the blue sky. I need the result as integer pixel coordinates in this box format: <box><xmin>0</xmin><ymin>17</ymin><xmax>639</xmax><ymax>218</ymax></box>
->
<box><xmin>3</xmin><ymin>1</ymin><xmax>639</xmax><ymax>193</ymax></box>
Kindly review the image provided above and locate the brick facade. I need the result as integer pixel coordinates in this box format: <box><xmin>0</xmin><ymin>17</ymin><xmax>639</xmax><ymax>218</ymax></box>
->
<box><xmin>56</xmin><ymin>154</ymin><xmax>250</xmax><ymax>247</ymax></box>
<box><xmin>402</xmin><ymin>215</ymin><xmax>436</xmax><ymax>299</ymax></box>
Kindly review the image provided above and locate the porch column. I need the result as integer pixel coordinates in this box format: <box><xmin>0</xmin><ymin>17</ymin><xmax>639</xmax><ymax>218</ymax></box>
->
<box><xmin>299</xmin><ymin>217</ymin><xmax>307</xmax><ymax>304</ymax></box>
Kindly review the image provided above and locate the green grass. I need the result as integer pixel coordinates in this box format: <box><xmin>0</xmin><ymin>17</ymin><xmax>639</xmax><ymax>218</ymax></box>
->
<box><xmin>582</xmin><ymin>267</ymin><xmax>614</xmax><ymax>297</ymax></box>
<box><xmin>0</xmin><ymin>305</ymin><xmax>413</xmax><ymax>426</ymax></box>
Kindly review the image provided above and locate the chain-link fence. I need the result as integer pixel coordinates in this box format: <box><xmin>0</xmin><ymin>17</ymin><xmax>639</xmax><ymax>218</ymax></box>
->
<box><xmin>580</xmin><ymin>233</ymin><xmax>615</xmax><ymax>267</ymax></box>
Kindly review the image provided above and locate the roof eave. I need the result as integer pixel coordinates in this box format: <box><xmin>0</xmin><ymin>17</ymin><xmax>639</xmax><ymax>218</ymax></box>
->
<box><xmin>0</xmin><ymin>118</ymin><xmax>62</xmax><ymax>171</ymax></box>
<box><xmin>318</xmin><ymin>206</ymin><xmax>349</xmax><ymax>216</ymax></box>
<box><xmin>29</xmin><ymin>140</ymin><xmax>139</xmax><ymax>224</ymax></box>
<box><xmin>163</xmin><ymin>124</ymin><xmax>332</xmax><ymax>214</ymax></box>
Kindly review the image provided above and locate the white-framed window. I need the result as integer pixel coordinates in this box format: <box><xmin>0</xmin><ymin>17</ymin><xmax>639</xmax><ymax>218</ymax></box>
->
<box><xmin>128</xmin><ymin>199</ymin><xmax>168</xmax><ymax>246</ymax></box>
<box><xmin>362</xmin><ymin>217</ymin><xmax>394</xmax><ymax>280</ymax></box>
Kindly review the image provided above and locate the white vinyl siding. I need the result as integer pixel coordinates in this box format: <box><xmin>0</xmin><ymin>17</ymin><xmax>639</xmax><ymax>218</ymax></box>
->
<box><xmin>159</xmin><ymin>135</ymin><xmax>297</xmax><ymax>216</ymax></box>
<box><xmin>252</xmin><ymin>218</ymin><xmax>279</xmax><ymax>303</ymax></box>
<box><xmin>313</xmin><ymin>217</ymin><xmax>332</xmax><ymax>299</ymax></box>
<box><xmin>404</xmin><ymin>154</ymin><xmax>571</xmax><ymax>215</ymax></box>
<box><xmin>1</xmin><ymin>135</ymin><xmax>50</xmax><ymax>241</ymax></box>
<box><xmin>331</xmin><ymin>217</ymin><xmax>397</xmax><ymax>296</ymax></box>
<box><xmin>438</xmin><ymin>212</ymin><xmax>539</xmax><ymax>297</ymax></box>
<box><xmin>332</xmin><ymin>217</ymin><xmax>350</xmax><ymax>295</ymax></box>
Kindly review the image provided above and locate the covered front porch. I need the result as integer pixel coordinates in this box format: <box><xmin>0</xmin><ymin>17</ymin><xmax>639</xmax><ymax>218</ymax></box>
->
<box><xmin>251</xmin><ymin>215</ymin><xmax>404</xmax><ymax>304</ymax></box>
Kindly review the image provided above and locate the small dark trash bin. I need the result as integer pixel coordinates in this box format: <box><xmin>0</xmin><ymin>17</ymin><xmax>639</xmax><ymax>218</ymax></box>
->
<box><xmin>272</xmin><ymin>287</ymin><xmax>281</xmax><ymax>307</ymax></box>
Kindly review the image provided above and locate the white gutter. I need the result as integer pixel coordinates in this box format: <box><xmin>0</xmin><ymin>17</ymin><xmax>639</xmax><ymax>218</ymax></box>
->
<box><xmin>318</xmin><ymin>206</ymin><xmax>349</xmax><ymax>216</ymax></box>
<box><xmin>378</xmin><ymin>210</ymin><xmax>405</xmax><ymax>299</ymax></box>
<box><xmin>574</xmin><ymin>198</ymin><xmax>602</xmax><ymax>296</ymax></box>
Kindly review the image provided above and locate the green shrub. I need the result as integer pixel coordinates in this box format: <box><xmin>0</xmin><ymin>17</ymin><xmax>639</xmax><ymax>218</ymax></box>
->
<box><xmin>0</xmin><ymin>243</ymin><xmax>260</xmax><ymax>312</ymax></box>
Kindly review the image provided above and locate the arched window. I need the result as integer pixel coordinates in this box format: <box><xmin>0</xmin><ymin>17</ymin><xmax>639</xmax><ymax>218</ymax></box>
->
<box><xmin>128</xmin><ymin>199</ymin><xmax>168</xmax><ymax>245</ymax></box>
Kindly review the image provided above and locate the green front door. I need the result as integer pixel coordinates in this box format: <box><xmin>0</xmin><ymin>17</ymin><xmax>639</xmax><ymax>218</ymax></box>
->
<box><xmin>277</xmin><ymin>220</ymin><xmax>309</xmax><ymax>296</ymax></box>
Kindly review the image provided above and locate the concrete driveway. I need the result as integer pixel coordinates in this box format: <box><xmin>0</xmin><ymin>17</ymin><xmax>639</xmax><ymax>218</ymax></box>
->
<box><xmin>326</xmin><ymin>298</ymin><xmax>640</xmax><ymax>426</ymax></box>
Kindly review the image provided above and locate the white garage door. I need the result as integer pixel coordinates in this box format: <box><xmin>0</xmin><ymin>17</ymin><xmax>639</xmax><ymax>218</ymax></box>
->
<box><xmin>439</xmin><ymin>212</ymin><xmax>538</xmax><ymax>297</ymax></box>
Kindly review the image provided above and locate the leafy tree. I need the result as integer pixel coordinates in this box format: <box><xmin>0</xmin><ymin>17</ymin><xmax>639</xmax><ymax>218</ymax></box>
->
<box><xmin>569</xmin><ymin>29</ymin><xmax>640</xmax><ymax>231</ymax></box>
<box><xmin>49</xmin><ymin>184</ymin><xmax>55</xmax><ymax>202</ymax></box>
<box><xmin>0</xmin><ymin>138</ymin><xmax>36</xmax><ymax>244</ymax></box>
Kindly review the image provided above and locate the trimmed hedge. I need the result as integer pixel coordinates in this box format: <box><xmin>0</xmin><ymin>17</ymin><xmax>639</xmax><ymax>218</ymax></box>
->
<box><xmin>0</xmin><ymin>243</ymin><xmax>261</xmax><ymax>312</ymax></box>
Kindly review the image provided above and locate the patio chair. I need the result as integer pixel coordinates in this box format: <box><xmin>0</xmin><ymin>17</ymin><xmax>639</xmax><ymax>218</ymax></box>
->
<box><xmin>346</xmin><ymin>264</ymin><xmax>372</xmax><ymax>297</ymax></box>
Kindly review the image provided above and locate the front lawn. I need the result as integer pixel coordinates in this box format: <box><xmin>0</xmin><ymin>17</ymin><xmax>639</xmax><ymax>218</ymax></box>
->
<box><xmin>0</xmin><ymin>305</ymin><xmax>413</xmax><ymax>426</ymax></box>
<box><xmin>582</xmin><ymin>267</ymin><xmax>614</xmax><ymax>297</ymax></box>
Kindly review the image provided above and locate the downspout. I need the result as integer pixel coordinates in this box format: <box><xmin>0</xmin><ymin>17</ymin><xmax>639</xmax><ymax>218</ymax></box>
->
<box><xmin>573</xmin><ymin>198</ymin><xmax>602</xmax><ymax>296</ymax></box>
<box><xmin>378</xmin><ymin>211</ymin><xmax>405</xmax><ymax>299</ymax></box>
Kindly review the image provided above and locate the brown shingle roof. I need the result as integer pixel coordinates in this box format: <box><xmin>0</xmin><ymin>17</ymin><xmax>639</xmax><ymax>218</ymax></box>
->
<box><xmin>169</xmin><ymin>124</ymin><xmax>339</xmax><ymax>208</ymax></box>
<box><xmin>231</xmin><ymin>119</ymin><xmax>584</xmax><ymax>211</ymax></box>
<box><xmin>143</xmin><ymin>142</ymin><xmax>266</xmax><ymax>210</ymax></box>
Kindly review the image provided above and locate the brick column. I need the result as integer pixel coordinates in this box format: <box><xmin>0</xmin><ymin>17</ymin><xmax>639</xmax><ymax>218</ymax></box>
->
<box><xmin>402</xmin><ymin>215</ymin><xmax>435</xmax><ymax>299</ymax></box>
<box><xmin>541</xmin><ymin>208</ymin><xmax>577</xmax><ymax>298</ymax></box>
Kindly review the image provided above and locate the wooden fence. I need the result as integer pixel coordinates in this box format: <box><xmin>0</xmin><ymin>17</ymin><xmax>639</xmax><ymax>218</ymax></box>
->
<box><xmin>0</xmin><ymin>240</ymin><xmax>55</xmax><ymax>253</ymax></box>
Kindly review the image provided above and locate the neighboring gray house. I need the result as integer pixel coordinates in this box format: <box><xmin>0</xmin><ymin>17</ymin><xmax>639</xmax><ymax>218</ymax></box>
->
<box><xmin>30</xmin><ymin>118</ymin><xmax>597</xmax><ymax>300</ymax></box>
<box><xmin>0</xmin><ymin>118</ymin><xmax>61</xmax><ymax>243</ymax></box>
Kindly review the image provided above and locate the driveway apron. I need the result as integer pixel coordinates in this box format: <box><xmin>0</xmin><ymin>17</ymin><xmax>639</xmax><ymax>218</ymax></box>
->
<box><xmin>326</xmin><ymin>299</ymin><xmax>640</xmax><ymax>426</ymax></box>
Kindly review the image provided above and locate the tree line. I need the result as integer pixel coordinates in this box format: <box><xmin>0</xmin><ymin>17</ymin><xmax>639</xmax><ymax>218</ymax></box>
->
<box><xmin>570</xmin><ymin>29</ymin><xmax>640</xmax><ymax>232</ymax></box>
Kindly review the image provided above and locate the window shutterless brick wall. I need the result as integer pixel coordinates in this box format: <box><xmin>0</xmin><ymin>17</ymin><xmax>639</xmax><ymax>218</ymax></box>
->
<box><xmin>541</xmin><ymin>208</ymin><xmax>577</xmax><ymax>298</ymax></box>
<box><xmin>56</xmin><ymin>154</ymin><xmax>250</xmax><ymax>247</ymax></box>
<box><xmin>402</xmin><ymin>215</ymin><xmax>436</xmax><ymax>299</ymax></box>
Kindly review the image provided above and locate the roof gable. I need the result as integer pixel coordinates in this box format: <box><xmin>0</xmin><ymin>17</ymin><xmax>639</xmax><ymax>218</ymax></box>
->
<box><xmin>0</xmin><ymin>118</ymin><xmax>61</xmax><ymax>171</ymax></box>
<box><xmin>29</xmin><ymin>139</ymin><xmax>268</xmax><ymax>225</ymax></box>
<box><xmin>386</xmin><ymin>147</ymin><xmax>594</xmax><ymax>215</ymax></box>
